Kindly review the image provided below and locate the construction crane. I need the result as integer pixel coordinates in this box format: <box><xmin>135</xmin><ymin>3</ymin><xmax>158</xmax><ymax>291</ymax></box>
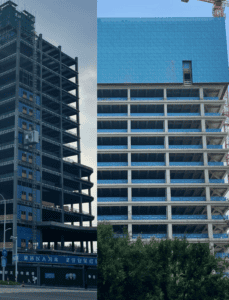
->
<box><xmin>181</xmin><ymin>0</ymin><xmax>229</xmax><ymax>18</ymax></box>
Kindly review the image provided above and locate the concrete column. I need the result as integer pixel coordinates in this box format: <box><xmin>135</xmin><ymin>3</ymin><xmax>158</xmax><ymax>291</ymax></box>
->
<box><xmin>164</xmin><ymin>88</ymin><xmax>167</xmax><ymax>100</ymax></box>
<box><xmin>202</xmin><ymin>135</ymin><xmax>207</xmax><ymax>149</ymax></box>
<box><xmin>209</xmin><ymin>242</ymin><xmax>214</xmax><ymax>256</ymax></box>
<box><xmin>208</xmin><ymin>223</ymin><xmax>213</xmax><ymax>239</ymax></box>
<box><xmin>128</xmin><ymin>187</ymin><xmax>131</xmax><ymax>202</ymax></box>
<box><xmin>128</xmin><ymin>103</ymin><xmax>130</xmax><ymax>116</ymax></box>
<box><xmin>201</xmin><ymin>119</ymin><xmax>206</xmax><ymax>132</ymax></box>
<box><xmin>167</xmin><ymin>187</ymin><xmax>171</xmax><ymax>201</ymax></box>
<box><xmin>166</xmin><ymin>152</ymin><xmax>169</xmax><ymax>167</ymax></box>
<box><xmin>168</xmin><ymin>224</ymin><xmax>172</xmax><ymax>239</ymax></box>
<box><xmin>166</xmin><ymin>169</ymin><xmax>170</xmax><ymax>184</ymax></box>
<box><xmin>128</xmin><ymin>136</ymin><xmax>131</xmax><ymax>150</ymax></box>
<box><xmin>204</xmin><ymin>152</ymin><xmax>208</xmax><ymax>166</ymax></box>
<box><xmin>207</xmin><ymin>205</ymin><xmax>212</xmax><ymax>220</ymax></box>
<box><xmin>164</xmin><ymin>119</ymin><xmax>168</xmax><ymax>133</ymax></box>
<box><xmin>165</xmin><ymin>136</ymin><xmax>169</xmax><ymax>149</ymax></box>
<box><xmin>200</xmin><ymin>103</ymin><xmax>205</xmax><ymax>116</ymax></box>
<box><xmin>128</xmin><ymin>119</ymin><xmax>131</xmax><ymax>133</ymax></box>
<box><xmin>128</xmin><ymin>89</ymin><xmax>130</xmax><ymax>100</ymax></box>
<box><xmin>206</xmin><ymin>187</ymin><xmax>211</xmax><ymax>201</ymax></box>
<box><xmin>90</xmin><ymin>241</ymin><xmax>93</xmax><ymax>253</ymax></box>
<box><xmin>164</xmin><ymin>103</ymin><xmax>167</xmax><ymax>116</ymax></box>
<box><xmin>205</xmin><ymin>169</ymin><xmax>209</xmax><ymax>184</ymax></box>
<box><xmin>199</xmin><ymin>87</ymin><xmax>204</xmax><ymax>100</ymax></box>
<box><xmin>128</xmin><ymin>170</ymin><xmax>131</xmax><ymax>184</ymax></box>
<box><xmin>86</xmin><ymin>241</ymin><xmax>89</xmax><ymax>253</ymax></box>
<box><xmin>128</xmin><ymin>223</ymin><xmax>132</xmax><ymax>238</ymax></box>
<box><xmin>128</xmin><ymin>205</ymin><xmax>132</xmax><ymax>220</ymax></box>
<box><xmin>128</xmin><ymin>152</ymin><xmax>131</xmax><ymax>167</ymax></box>
<box><xmin>167</xmin><ymin>205</ymin><xmax>172</xmax><ymax>221</ymax></box>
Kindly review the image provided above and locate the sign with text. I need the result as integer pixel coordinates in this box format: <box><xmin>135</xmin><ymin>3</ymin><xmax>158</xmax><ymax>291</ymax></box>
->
<box><xmin>16</xmin><ymin>254</ymin><xmax>97</xmax><ymax>266</ymax></box>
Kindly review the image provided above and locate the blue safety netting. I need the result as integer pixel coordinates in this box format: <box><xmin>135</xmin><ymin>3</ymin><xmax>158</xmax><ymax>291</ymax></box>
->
<box><xmin>170</xmin><ymin>162</ymin><xmax>203</xmax><ymax>166</ymax></box>
<box><xmin>132</xmin><ymin>215</ymin><xmax>167</xmax><ymax>220</ymax></box>
<box><xmin>132</xmin><ymin>145</ymin><xmax>165</xmax><ymax>149</ymax></box>
<box><xmin>131</xmin><ymin>98</ymin><xmax>164</xmax><ymax>101</ymax></box>
<box><xmin>211</xmin><ymin>197</ymin><xmax>227</xmax><ymax>201</ymax></box>
<box><xmin>98</xmin><ymin>215</ymin><xmax>128</xmax><ymax>220</ymax></box>
<box><xmin>131</xmin><ymin>129</ymin><xmax>164</xmax><ymax>132</ymax></box>
<box><xmin>208</xmin><ymin>162</ymin><xmax>224</xmax><ymax>166</ymax></box>
<box><xmin>131</xmin><ymin>113</ymin><xmax>164</xmax><ymax>116</ymax></box>
<box><xmin>173</xmin><ymin>234</ymin><xmax>208</xmax><ymax>238</ymax></box>
<box><xmin>168</xmin><ymin>129</ymin><xmax>201</xmax><ymax>132</ymax></box>
<box><xmin>132</xmin><ymin>197</ymin><xmax>166</xmax><ymax>201</ymax></box>
<box><xmin>98</xmin><ymin>162</ymin><xmax>128</xmax><ymax>166</ymax></box>
<box><xmin>98</xmin><ymin>180</ymin><xmax>128</xmax><ymax>184</ymax></box>
<box><xmin>209</xmin><ymin>179</ymin><xmax>224</xmax><ymax>183</ymax></box>
<box><xmin>172</xmin><ymin>215</ymin><xmax>207</xmax><ymax>219</ymax></box>
<box><xmin>98</xmin><ymin>98</ymin><xmax>127</xmax><ymax>101</ymax></box>
<box><xmin>97</xmin><ymin>197</ymin><xmax>128</xmax><ymax>202</ymax></box>
<box><xmin>132</xmin><ymin>234</ymin><xmax>167</xmax><ymax>239</ymax></box>
<box><xmin>168</xmin><ymin>113</ymin><xmax>200</xmax><ymax>116</ymax></box>
<box><xmin>98</xmin><ymin>145</ymin><xmax>128</xmax><ymax>149</ymax></box>
<box><xmin>132</xmin><ymin>179</ymin><xmax>165</xmax><ymax>183</ymax></box>
<box><xmin>170</xmin><ymin>179</ymin><xmax>205</xmax><ymax>183</ymax></box>
<box><xmin>206</xmin><ymin>129</ymin><xmax>221</xmax><ymax>132</ymax></box>
<box><xmin>132</xmin><ymin>162</ymin><xmax>165</xmax><ymax>166</ymax></box>
<box><xmin>98</xmin><ymin>129</ymin><xmax>127</xmax><ymax>132</ymax></box>
<box><xmin>205</xmin><ymin>113</ymin><xmax>221</xmax><ymax>116</ymax></box>
<box><xmin>213</xmin><ymin>234</ymin><xmax>228</xmax><ymax>239</ymax></box>
<box><xmin>97</xmin><ymin>113</ymin><xmax>128</xmax><ymax>116</ymax></box>
<box><xmin>171</xmin><ymin>197</ymin><xmax>206</xmax><ymax>201</ymax></box>
<box><xmin>169</xmin><ymin>145</ymin><xmax>202</xmax><ymax>149</ymax></box>
<box><xmin>207</xmin><ymin>145</ymin><xmax>223</xmax><ymax>149</ymax></box>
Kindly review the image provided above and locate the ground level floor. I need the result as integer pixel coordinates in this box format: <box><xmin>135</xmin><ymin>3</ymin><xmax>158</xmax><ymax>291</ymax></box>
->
<box><xmin>0</xmin><ymin>264</ymin><xmax>97</xmax><ymax>288</ymax></box>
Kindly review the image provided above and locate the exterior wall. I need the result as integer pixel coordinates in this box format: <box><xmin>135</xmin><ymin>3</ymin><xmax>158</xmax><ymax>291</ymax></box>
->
<box><xmin>97</xmin><ymin>18</ymin><xmax>229</xmax><ymax>84</ymax></box>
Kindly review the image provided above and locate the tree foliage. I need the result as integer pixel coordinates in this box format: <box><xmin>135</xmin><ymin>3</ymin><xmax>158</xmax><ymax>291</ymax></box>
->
<box><xmin>97</xmin><ymin>222</ymin><xmax>229</xmax><ymax>300</ymax></box>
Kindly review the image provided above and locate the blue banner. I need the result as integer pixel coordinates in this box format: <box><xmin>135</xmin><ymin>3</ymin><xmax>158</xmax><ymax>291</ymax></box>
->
<box><xmin>14</xmin><ymin>254</ymin><xmax>97</xmax><ymax>266</ymax></box>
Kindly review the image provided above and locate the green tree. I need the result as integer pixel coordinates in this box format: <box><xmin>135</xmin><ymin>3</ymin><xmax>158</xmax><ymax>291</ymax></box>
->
<box><xmin>97</xmin><ymin>223</ymin><xmax>229</xmax><ymax>300</ymax></box>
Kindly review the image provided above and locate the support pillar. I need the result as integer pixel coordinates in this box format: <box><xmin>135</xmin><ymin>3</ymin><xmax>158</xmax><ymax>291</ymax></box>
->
<box><xmin>200</xmin><ymin>103</ymin><xmax>205</xmax><ymax>116</ymax></box>
<box><xmin>90</xmin><ymin>241</ymin><xmax>93</xmax><ymax>253</ymax></box>
<box><xmin>201</xmin><ymin>119</ymin><xmax>206</xmax><ymax>132</ymax></box>
<box><xmin>128</xmin><ymin>170</ymin><xmax>131</xmax><ymax>185</ymax></box>
<box><xmin>207</xmin><ymin>205</ymin><xmax>212</xmax><ymax>220</ymax></box>
<box><xmin>128</xmin><ymin>205</ymin><xmax>132</xmax><ymax>221</ymax></box>
<box><xmin>168</xmin><ymin>224</ymin><xmax>172</xmax><ymax>239</ymax></box>
<box><xmin>199</xmin><ymin>87</ymin><xmax>204</xmax><ymax>100</ymax></box>
<box><xmin>204</xmin><ymin>152</ymin><xmax>208</xmax><ymax>166</ymax></box>
<box><xmin>81</xmin><ymin>241</ymin><xmax>84</xmax><ymax>252</ymax></box>
<box><xmin>167</xmin><ymin>205</ymin><xmax>172</xmax><ymax>221</ymax></box>
<box><xmin>205</xmin><ymin>169</ymin><xmax>209</xmax><ymax>184</ymax></box>
<box><xmin>164</xmin><ymin>103</ymin><xmax>167</xmax><ymax>116</ymax></box>
<box><xmin>164</xmin><ymin>119</ymin><xmax>168</xmax><ymax>133</ymax></box>
<box><xmin>128</xmin><ymin>187</ymin><xmax>131</xmax><ymax>202</ymax></box>
<box><xmin>206</xmin><ymin>187</ymin><xmax>211</xmax><ymax>201</ymax></box>
<box><xmin>86</xmin><ymin>241</ymin><xmax>89</xmax><ymax>253</ymax></box>
<box><xmin>128</xmin><ymin>224</ymin><xmax>132</xmax><ymax>238</ymax></box>
<box><xmin>165</xmin><ymin>136</ymin><xmax>169</xmax><ymax>149</ymax></box>
<box><xmin>128</xmin><ymin>136</ymin><xmax>131</xmax><ymax>150</ymax></box>
<box><xmin>167</xmin><ymin>187</ymin><xmax>171</xmax><ymax>201</ymax></box>
<box><xmin>164</xmin><ymin>88</ymin><xmax>167</xmax><ymax>100</ymax></box>
<box><xmin>127</xmin><ymin>88</ymin><xmax>130</xmax><ymax>100</ymax></box>
<box><xmin>166</xmin><ymin>152</ymin><xmax>169</xmax><ymax>167</ymax></box>
<box><xmin>128</xmin><ymin>119</ymin><xmax>131</xmax><ymax>133</ymax></box>
<box><xmin>128</xmin><ymin>152</ymin><xmax>131</xmax><ymax>167</ymax></box>
<box><xmin>128</xmin><ymin>103</ymin><xmax>130</xmax><ymax>116</ymax></box>
<box><xmin>166</xmin><ymin>169</ymin><xmax>170</xmax><ymax>184</ymax></box>
<box><xmin>202</xmin><ymin>135</ymin><xmax>207</xmax><ymax>149</ymax></box>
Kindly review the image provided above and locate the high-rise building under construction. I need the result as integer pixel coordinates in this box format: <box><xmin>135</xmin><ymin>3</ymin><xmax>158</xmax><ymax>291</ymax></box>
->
<box><xmin>0</xmin><ymin>0</ymin><xmax>97</xmax><ymax>287</ymax></box>
<box><xmin>97</xmin><ymin>17</ymin><xmax>229</xmax><ymax>260</ymax></box>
